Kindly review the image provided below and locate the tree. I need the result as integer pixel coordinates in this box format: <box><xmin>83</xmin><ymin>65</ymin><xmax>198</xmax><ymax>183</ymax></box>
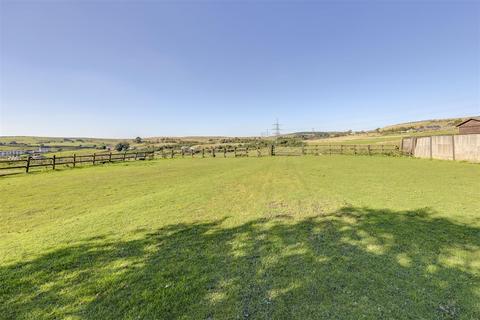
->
<box><xmin>134</xmin><ymin>137</ymin><xmax>142</xmax><ymax>143</ymax></box>
<box><xmin>115</xmin><ymin>142</ymin><xmax>130</xmax><ymax>152</ymax></box>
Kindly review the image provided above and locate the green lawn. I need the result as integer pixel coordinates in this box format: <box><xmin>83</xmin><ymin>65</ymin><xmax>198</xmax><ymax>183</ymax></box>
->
<box><xmin>1</xmin><ymin>156</ymin><xmax>479</xmax><ymax>319</ymax></box>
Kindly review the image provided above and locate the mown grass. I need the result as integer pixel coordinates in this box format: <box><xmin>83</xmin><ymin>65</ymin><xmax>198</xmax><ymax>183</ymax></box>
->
<box><xmin>0</xmin><ymin>156</ymin><xmax>479</xmax><ymax>319</ymax></box>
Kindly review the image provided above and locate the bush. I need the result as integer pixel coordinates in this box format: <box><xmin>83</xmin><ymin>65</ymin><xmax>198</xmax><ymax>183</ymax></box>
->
<box><xmin>115</xmin><ymin>142</ymin><xmax>130</xmax><ymax>152</ymax></box>
<box><xmin>134</xmin><ymin>137</ymin><xmax>142</xmax><ymax>143</ymax></box>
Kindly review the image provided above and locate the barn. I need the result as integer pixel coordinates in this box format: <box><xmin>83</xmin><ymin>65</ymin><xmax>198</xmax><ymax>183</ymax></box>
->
<box><xmin>456</xmin><ymin>118</ymin><xmax>480</xmax><ymax>134</ymax></box>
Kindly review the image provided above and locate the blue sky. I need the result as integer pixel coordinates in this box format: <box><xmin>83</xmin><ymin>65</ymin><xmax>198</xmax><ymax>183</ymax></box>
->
<box><xmin>1</xmin><ymin>1</ymin><xmax>479</xmax><ymax>137</ymax></box>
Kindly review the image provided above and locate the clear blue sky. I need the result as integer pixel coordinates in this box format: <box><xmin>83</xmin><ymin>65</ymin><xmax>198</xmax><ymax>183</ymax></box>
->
<box><xmin>1</xmin><ymin>1</ymin><xmax>479</xmax><ymax>137</ymax></box>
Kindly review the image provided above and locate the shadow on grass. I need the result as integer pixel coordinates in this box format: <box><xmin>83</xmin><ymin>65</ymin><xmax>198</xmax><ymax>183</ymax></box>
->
<box><xmin>1</xmin><ymin>207</ymin><xmax>479</xmax><ymax>319</ymax></box>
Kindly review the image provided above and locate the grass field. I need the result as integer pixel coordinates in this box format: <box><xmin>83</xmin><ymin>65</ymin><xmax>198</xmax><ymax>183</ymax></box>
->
<box><xmin>306</xmin><ymin>129</ymin><xmax>457</xmax><ymax>146</ymax></box>
<box><xmin>1</xmin><ymin>156</ymin><xmax>479</xmax><ymax>319</ymax></box>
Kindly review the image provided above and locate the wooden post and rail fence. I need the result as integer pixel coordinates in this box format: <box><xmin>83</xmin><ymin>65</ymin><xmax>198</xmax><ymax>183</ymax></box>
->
<box><xmin>0</xmin><ymin>144</ymin><xmax>401</xmax><ymax>175</ymax></box>
<box><xmin>0</xmin><ymin>151</ymin><xmax>155</xmax><ymax>175</ymax></box>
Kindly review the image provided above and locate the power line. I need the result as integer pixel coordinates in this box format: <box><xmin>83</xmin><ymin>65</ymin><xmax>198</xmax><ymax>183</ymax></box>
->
<box><xmin>272</xmin><ymin>118</ymin><xmax>282</xmax><ymax>136</ymax></box>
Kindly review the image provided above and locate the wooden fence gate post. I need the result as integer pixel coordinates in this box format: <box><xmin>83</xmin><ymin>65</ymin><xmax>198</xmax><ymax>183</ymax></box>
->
<box><xmin>26</xmin><ymin>156</ymin><xmax>31</xmax><ymax>173</ymax></box>
<box><xmin>93</xmin><ymin>153</ymin><xmax>96</xmax><ymax>165</ymax></box>
<box><xmin>52</xmin><ymin>155</ymin><xmax>56</xmax><ymax>170</ymax></box>
<box><xmin>224</xmin><ymin>147</ymin><xmax>227</xmax><ymax>158</ymax></box>
<box><xmin>234</xmin><ymin>147</ymin><xmax>237</xmax><ymax>157</ymax></box>
<box><xmin>202</xmin><ymin>148</ymin><xmax>205</xmax><ymax>158</ymax></box>
<box><xmin>73</xmin><ymin>154</ymin><xmax>76</xmax><ymax>167</ymax></box>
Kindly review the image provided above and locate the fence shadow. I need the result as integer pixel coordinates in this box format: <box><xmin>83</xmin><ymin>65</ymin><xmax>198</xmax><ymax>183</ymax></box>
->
<box><xmin>1</xmin><ymin>206</ymin><xmax>479</xmax><ymax>319</ymax></box>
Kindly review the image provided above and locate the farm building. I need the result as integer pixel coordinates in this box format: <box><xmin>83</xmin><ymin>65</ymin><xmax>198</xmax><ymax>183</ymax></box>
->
<box><xmin>0</xmin><ymin>150</ymin><xmax>28</xmax><ymax>157</ymax></box>
<box><xmin>456</xmin><ymin>118</ymin><xmax>480</xmax><ymax>134</ymax></box>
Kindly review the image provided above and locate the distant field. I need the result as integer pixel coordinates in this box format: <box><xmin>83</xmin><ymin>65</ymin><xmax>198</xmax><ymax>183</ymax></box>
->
<box><xmin>0</xmin><ymin>136</ymin><xmax>121</xmax><ymax>147</ymax></box>
<box><xmin>0</xmin><ymin>136</ymin><xmax>149</xmax><ymax>158</ymax></box>
<box><xmin>380</xmin><ymin>117</ymin><xmax>468</xmax><ymax>132</ymax></box>
<box><xmin>306</xmin><ymin>128</ymin><xmax>457</xmax><ymax>145</ymax></box>
<box><xmin>42</xmin><ymin>148</ymin><xmax>106</xmax><ymax>157</ymax></box>
<box><xmin>1</xmin><ymin>156</ymin><xmax>478</xmax><ymax>319</ymax></box>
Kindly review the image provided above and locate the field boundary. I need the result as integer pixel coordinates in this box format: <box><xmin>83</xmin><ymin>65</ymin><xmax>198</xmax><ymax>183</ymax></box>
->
<box><xmin>401</xmin><ymin>133</ymin><xmax>480</xmax><ymax>162</ymax></box>
<box><xmin>0</xmin><ymin>145</ymin><xmax>400</xmax><ymax>175</ymax></box>
<box><xmin>0</xmin><ymin>151</ymin><xmax>155</xmax><ymax>175</ymax></box>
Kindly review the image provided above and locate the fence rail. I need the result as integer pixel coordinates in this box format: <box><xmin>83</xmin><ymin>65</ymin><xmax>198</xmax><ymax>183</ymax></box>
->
<box><xmin>0</xmin><ymin>151</ymin><xmax>155</xmax><ymax>174</ymax></box>
<box><xmin>0</xmin><ymin>145</ymin><xmax>400</xmax><ymax>175</ymax></box>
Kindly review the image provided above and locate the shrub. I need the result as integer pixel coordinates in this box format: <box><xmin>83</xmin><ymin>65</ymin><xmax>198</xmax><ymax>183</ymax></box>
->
<box><xmin>115</xmin><ymin>142</ymin><xmax>130</xmax><ymax>152</ymax></box>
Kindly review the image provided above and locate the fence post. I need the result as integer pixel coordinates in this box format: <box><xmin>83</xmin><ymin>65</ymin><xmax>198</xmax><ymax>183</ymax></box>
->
<box><xmin>212</xmin><ymin>148</ymin><xmax>216</xmax><ymax>157</ymax></box>
<box><xmin>170</xmin><ymin>149</ymin><xmax>173</xmax><ymax>159</ymax></box>
<box><xmin>257</xmin><ymin>147</ymin><xmax>260</xmax><ymax>157</ymax></box>
<box><xmin>340</xmin><ymin>145</ymin><xmax>343</xmax><ymax>154</ymax></box>
<box><xmin>411</xmin><ymin>137</ymin><xmax>417</xmax><ymax>156</ymax></box>
<box><xmin>429</xmin><ymin>136</ymin><xmax>433</xmax><ymax>159</ymax></box>
<box><xmin>368</xmin><ymin>145</ymin><xmax>371</xmax><ymax>156</ymax></box>
<box><xmin>181</xmin><ymin>149</ymin><xmax>184</xmax><ymax>158</ymax></box>
<box><xmin>123</xmin><ymin>151</ymin><xmax>127</xmax><ymax>161</ymax></box>
<box><xmin>224</xmin><ymin>147</ymin><xmax>227</xmax><ymax>158</ymax></box>
<box><xmin>329</xmin><ymin>145</ymin><xmax>332</xmax><ymax>155</ymax></box>
<box><xmin>73</xmin><ymin>154</ymin><xmax>76</xmax><ymax>167</ymax></box>
<box><xmin>354</xmin><ymin>145</ymin><xmax>357</xmax><ymax>155</ymax></box>
<box><xmin>202</xmin><ymin>148</ymin><xmax>205</xmax><ymax>158</ymax></box>
<box><xmin>52</xmin><ymin>155</ymin><xmax>56</xmax><ymax>170</ymax></box>
<box><xmin>26</xmin><ymin>156</ymin><xmax>31</xmax><ymax>173</ymax></box>
<box><xmin>451</xmin><ymin>135</ymin><xmax>455</xmax><ymax>161</ymax></box>
<box><xmin>246</xmin><ymin>147</ymin><xmax>249</xmax><ymax>157</ymax></box>
<box><xmin>93</xmin><ymin>153</ymin><xmax>96</xmax><ymax>165</ymax></box>
<box><xmin>109</xmin><ymin>152</ymin><xmax>112</xmax><ymax>162</ymax></box>
<box><xmin>234</xmin><ymin>147</ymin><xmax>237</xmax><ymax>157</ymax></box>
<box><xmin>271</xmin><ymin>145</ymin><xmax>275</xmax><ymax>156</ymax></box>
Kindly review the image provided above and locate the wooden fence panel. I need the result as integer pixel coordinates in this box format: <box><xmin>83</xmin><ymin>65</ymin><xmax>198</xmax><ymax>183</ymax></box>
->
<box><xmin>0</xmin><ymin>151</ymin><xmax>155</xmax><ymax>175</ymax></box>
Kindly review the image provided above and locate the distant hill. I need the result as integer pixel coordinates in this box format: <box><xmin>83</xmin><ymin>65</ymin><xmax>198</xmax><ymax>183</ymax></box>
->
<box><xmin>288</xmin><ymin>116</ymin><xmax>477</xmax><ymax>138</ymax></box>
<box><xmin>378</xmin><ymin>117</ymin><xmax>474</xmax><ymax>133</ymax></box>
<box><xmin>293</xmin><ymin>116</ymin><xmax>479</xmax><ymax>146</ymax></box>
